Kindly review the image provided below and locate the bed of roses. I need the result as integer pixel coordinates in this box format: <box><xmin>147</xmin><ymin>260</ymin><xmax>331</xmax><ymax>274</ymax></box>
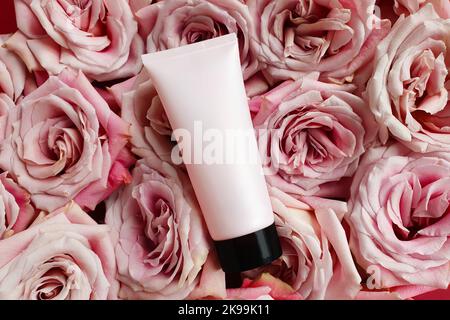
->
<box><xmin>0</xmin><ymin>0</ymin><xmax>448</xmax><ymax>300</ymax></box>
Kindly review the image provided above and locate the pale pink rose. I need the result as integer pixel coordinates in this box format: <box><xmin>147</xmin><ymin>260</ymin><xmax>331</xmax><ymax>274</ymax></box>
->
<box><xmin>0</xmin><ymin>93</ymin><xmax>14</xmax><ymax>143</ymax></box>
<box><xmin>188</xmin><ymin>253</ymin><xmax>226</xmax><ymax>300</ymax></box>
<box><xmin>0</xmin><ymin>35</ymin><xmax>27</xmax><ymax>102</ymax></box>
<box><xmin>0</xmin><ymin>202</ymin><xmax>117</xmax><ymax>300</ymax></box>
<box><xmin>248</xmin><ymin>0</ymin><xmax>391</xmax><ymax>83</ymax></box>
<box><xmin>245</xmin><ymin>73</ymin><xmax>271</xmax><ymax>99</ymax></box>
<box><xmin>14</xmin><ymin>0</ymin><xmax>144</xmax><ymax>82</ymax></box>
<box><xmin>244</xmin><ymin>187</ymin><xmax>361</xmax><ymax>299</ymax></box>
<box><xmin>227</xmin><ymin>273</ymin><xmax>303</xmax><ymax>300</ymax></box>
<box><xmin>110</xmin><ymin>71</ymin><xmax>174</xmax><ymax>162</ymax></box>
<box><xmin>366</xmin><ymin>5</ymin><xmax>450</xmax><ymax>153</ymax></box>
<box><xmin>105</xmin><ymin>154</ymin><xmax>220</xmax><ymax>299</ymax></box>
<box><xmin>0</xmin><ymin>69</ymin><xmax>134</xmax><ymax>212</ymax></box>
<box><xmin>2</xmin><ymin>32</ymin><xmax>53</xmax><ymax>99</ymax></box>
<box><xmin>130</xmin><ymin>0</ymin><xmax>152</xmax><ymax>14</ymax></box>
<box><xmin>136</xmin><ymin>0</ymin><xmax>259</xmax><ymax>80</ymax></box>
<box><xmin>0</xmin><ymin>172</ymin><xmax>37</xmax><ymax>240</ymax></box>
<box><xmin>394</xmin><ymin>0</ymin><xmax>450</xmax><ymax>18</ymax></box>
<box><xmin>2</xmin><ymin>32</ymin><xmax>43</xmax><ymax>78</ymax></box>
<box><xmin>0</xmin><ymin>33</ymin><xmax>48</xmax><ymax>101</ymax></box>
<box><xmin>252</xmin><ymin>78</ymin><xmax>377</xmax><ymax>199</ymax></box>
<box><xmin>347</xmin><ymin>143</ymin><xmax>450</xmax><ymax>289</ymax></box>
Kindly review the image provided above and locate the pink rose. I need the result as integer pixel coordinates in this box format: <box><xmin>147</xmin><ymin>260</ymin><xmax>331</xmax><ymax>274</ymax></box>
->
<box><xmin>188</xmin><ymin>253</ymin><xmax>227</xmax><ymax>300</ymax></box>
<box><xmin>105</xmin><ymin>154</ymin><xmax>217</xmax><ymax>299</ymax></box>
<box><xmin>366</xmin><ymin>5</ymin><xmax>450</xmax><ymax>152</ymax></box>
<box><xmin>0</xmin><ymin>35</ymin><xmax>27</xmax><ymax>102</ymax></box>
<box><xmin>252</xmin><ymin>78</ymin><xmax>377</xmax><ymax>199</ymax></box>
<box><xmin>1</xmin><ymin>33</ymin><xmax>48</xmax><ymax>101</ymax></box>
<box><xmin>2</xmin><ymin>31</ymin><xmax>50</xmax><ymax>98</ymax></box>
<box><xmin>248</xmin><ymin>0</ymin><xmax>391</xmax><ymax>83</ymax></box>
<box><xmin>0</xmin><ymin>94</ymin><xmax>14</xmax><ymax>143</ymax></box>
<box><xmin>136</xmin><ymin>0</ymin><xmax>259</xmax><ymax>80</ymax></box>
<box><xmin>394</xmin><ymin>0</ymin><xmax>450</xmax><ymax>18</ymax></box>
<box><xmin>14</xmin><ymin>0</ymin><xmax>144</xmax><ymax>81</ymax></box>
<box><xmin>0</xmin><ymin>69</ymin><xmax>134</xmax><ymax>212</ymax></box>
<box><xmin>0</xmin><ymin>202</ymin><xmax>117</xmax><ymax>300</ymax></box>
<box><xmin>227</xmin><ymin>273</ymin><xmax>303</xmax><ymax>300</ymax></box>
<box><xmin>347</xmin><ymin>143</ymin><xmax>450</xmax><ymax>289</ymax></box>
<box><xmin>130</xmin><ymin>0</ymin><xmax>152</xmax><ymax>14</ymax></box>
<box><xmin>245</xmin><ymin>187</ymin><xmax>361</xmax><ymax>299</ymax></box>
<box><xmin>245</xmin><ymin>73</ymin><xmax>271</xmax><ymax>99</ymax></box>
<box><xmin>110</xmin><ymin>72</ymin><xmax>174</xmax><ymax>162</ymax></box>
<box><xmin>0</xmin><ymin>172</ymin><xmax>37</xmax><ymax>240</ymax></box>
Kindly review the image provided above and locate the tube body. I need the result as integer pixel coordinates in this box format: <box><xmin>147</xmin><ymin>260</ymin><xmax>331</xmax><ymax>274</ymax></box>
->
<box><xmin>142</xmin><ymin>34</ymin><xmax>275</xmax><ymax>242</ymax></box>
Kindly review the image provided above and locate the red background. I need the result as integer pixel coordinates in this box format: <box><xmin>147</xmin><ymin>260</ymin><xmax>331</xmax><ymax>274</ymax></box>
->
<box><xmin>0</xmin><ymin>1</ymin><xmax>17</xmax><ymax>34</ymax></box>
<box><xmin>0</xmin><ymin>0</ymin><xmax>449</xmax><ymax>301</ymax></box>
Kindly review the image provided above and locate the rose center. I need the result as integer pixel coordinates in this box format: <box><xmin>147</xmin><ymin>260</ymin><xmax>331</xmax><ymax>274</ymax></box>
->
<box><xmin>62</xmin><ymin>0</ymin><xmax>92</xmax><ymax>18</ymax></box>
<box><xmin>46</xmin><ymin>123</ymin><xmax>83</xmax><ymax>174</ymax></box>
<box><xmin>395</xmin><ymin>47</ymin><xmax>449</xmax><ymax>129</ymax></box>
<box><xmin>278</xmin><ymin>1</ymin><xmax>351</xmax><ymax>62</ymax></box>
<box><xmin>403</xmin><ymin>49</ymin><xmax>437</xmax><ymax>101</ymax></box>
<box><xmin>139</xmin><ymin>188</ymin><xmax>175</xmax><ymax>254</ymax></box>
<box><xmin>35</xmin><ymin>272</ymin><xmax>65</xmax><ymax>300</ymax></box>
<box><xmin>387</xmin><ymin>173</ymin><xmax>450</xmax><ymax>241</ymax></box>
<box><xmin>182</xmin><ymin>18</ymin><xmax>228</xmax><ymax>44</ymax></box>
<box><xmin>279</xmin><ymin>108</ymin><xmax>340</xmax><ymax>169</ymax></box>
<box><xmin>57</xmin><ymin>0</ymin><xmax>106</xmax><ymax>35</ymax></box>
<box><xmin>32</xmin><ymin>255</ymin><xmax>80</xmax><ymax>300</ymax></box>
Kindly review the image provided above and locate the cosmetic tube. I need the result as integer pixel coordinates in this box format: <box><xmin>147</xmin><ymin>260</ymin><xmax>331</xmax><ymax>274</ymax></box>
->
<box><xmin>142</xmin><ymin>34</ymin><xmax>281</xmax><ymax>272</ymax></box>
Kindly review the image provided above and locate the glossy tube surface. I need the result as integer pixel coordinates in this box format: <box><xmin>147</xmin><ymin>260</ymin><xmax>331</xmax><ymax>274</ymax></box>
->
<box><xmin>141</xmin><ymin>34</ymin><xmax>275</xmax><ymax>242</ymax></box>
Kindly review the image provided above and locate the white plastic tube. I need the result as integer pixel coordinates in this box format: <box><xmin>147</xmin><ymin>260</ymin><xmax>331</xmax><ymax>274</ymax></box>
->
<box><xmin>142</xmin><ymin>34</ymin><xmax>281</xmax><ymax>272</ymax></box>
